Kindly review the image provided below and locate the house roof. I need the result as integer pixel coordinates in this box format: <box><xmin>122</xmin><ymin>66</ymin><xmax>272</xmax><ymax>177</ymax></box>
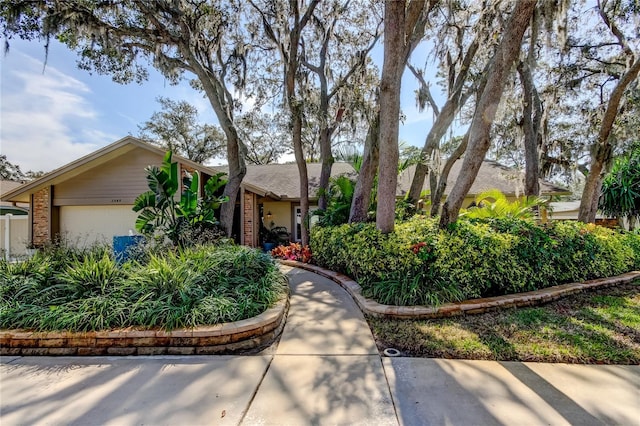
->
<box><xmin>397</xmin><ymin>160</ymin><xmax>570</xmax><ymax>198</ymax></box>
<box><xmin>1</xmin><ymin>136</ymin><xmax>570</xmax><ymax>204</ymax></box>
<box><xmin>239</xmin><ymin>162</ymin><xmax>357</xmax><ymax>200</ymax></box>
<box><xmin>0</xmin><ymin>136</ymin><xmax>219</xmax><ymax>203</ymax></box>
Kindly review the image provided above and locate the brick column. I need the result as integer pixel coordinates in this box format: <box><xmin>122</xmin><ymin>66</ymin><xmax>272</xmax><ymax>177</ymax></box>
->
<box><xmin>243</xmin><ymin>191</ymin><xmax>255</xmax><ymax>247</ymax></box>
<box><xmin>32</xmin><ymin>187</ymin><xmax>50</xmax><ymax>246</ymax></box>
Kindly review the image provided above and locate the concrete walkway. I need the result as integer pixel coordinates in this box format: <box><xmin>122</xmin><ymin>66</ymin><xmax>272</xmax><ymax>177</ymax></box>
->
<box><xmin>1</xmin><ymin>266</ymin><xmax>639</xmax><ymax>425</ymax></box>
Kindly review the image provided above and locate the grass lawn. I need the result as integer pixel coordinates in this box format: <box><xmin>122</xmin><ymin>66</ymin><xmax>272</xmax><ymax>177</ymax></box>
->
<box><xmin>368</xmin><ymin>280</ymin><xmax>640</xmax><ymax>364</ymax></box>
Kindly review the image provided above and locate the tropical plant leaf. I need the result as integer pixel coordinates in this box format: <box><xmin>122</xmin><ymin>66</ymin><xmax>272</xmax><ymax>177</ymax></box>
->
<box><xmin>178</xmin><ymin>172</ymin><xmax>198</xmax><ymax>218</ymax></box>
<box><xmin>463</xmin><ymin>189</ymin><xmax>546</xmax><ymax>220</ymax></box>
<box><xmin>133</xmin><ymin>151</ymin><xmax>229</xmax><ymax>246</ymax></box>
<box><xmin>135</xmin><ymin>209</ymin><xmax>158</xmax><ymax>234</ymax></box>
<box><xmin>133</xmin><ymin>191</ymin><xmax>156</xmax><ymax>212</ymax></box>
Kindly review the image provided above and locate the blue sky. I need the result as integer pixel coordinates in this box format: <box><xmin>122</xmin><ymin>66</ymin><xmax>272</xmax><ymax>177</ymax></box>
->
<box><xmin>1</xmin><ymin>37</ymin><xmax>451</xmax><ymax>173</ymax></box>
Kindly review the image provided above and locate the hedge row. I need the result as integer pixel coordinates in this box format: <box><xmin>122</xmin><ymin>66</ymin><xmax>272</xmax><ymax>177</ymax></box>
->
<box><xmin>310</xmin><ymin>217</ymin><xmax>640</xmax><ymax>306</ymax></box>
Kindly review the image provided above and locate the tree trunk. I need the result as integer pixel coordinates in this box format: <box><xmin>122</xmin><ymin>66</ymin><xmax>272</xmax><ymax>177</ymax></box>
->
<box><xmin>578</xmin><ymin>58</ymin><xmax>640</xmax><ymax>223</ymax></box>
<box><xmin>349</xmin><ymin>114</ymin><xmax>380</xmax><ymax>222</ymax></box>
<box><xmin>376</xmin><ymin>0</ymin><xmax>407</xmax><ymax>233</ymax></box>
<box><xmin>282</xmin><ymin>1</ymin><xmax>319</xmax><ymax>246</ymax></box>
<box><xmin>517</xmin><ymin>60</ymin><xmax>542</xmax><ymax>197</ymax></box>
<box><xmin>439</xmin><ymin>0</ymin><xmax>537</xmax><ymax>228</ymax></box>
<box><xmin>407</xmin><ymin>38</ymin><xmax>480</xmax><ymax>205</ymax></box>
<box><xmin>317</xmin><ymin>123</ymin><xmax>334</xmax><ymax>211</ymax></box>
<box><xmin>430</xmin><ymin>131</ymin><xmax>469</xmax><ymax>216</ymax></box>
<box><xmin>219</xmin><ymin>130</ymin><xmax>246</xmax><ymax>238</ymax></box>
<box><xmin>292</xmin><ymin>104</ymin><xmax>311</xmax><ymax>245</ymax></box>
<box><xmin>407</xmin><ymin>101</ymin><xmax>461</xmax><ymax>203</ymax></box>
<box><xmin>188</xmin><ymin>62</ymin><xmax>246</xmax><ymax>237</ymax></box>
<box><xmin>311</xmin><ymin>21</ymin><xmax>334</xmax><ymax>212</ymax></box>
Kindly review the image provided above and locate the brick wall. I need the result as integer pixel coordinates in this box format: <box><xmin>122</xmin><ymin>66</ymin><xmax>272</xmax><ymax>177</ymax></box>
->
<box><xmin>243</xmin><ymin>191</ymin><xmax>255</xmax><ymax>247</ymax></box>
<box><xmin>32</xmin><ymin>187</ymin><xmax>50</xmax><ymax>246</ymax></box>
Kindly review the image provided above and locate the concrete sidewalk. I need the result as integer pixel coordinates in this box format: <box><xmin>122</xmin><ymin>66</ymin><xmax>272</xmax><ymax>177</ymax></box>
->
<box><xmin>242</xmin><ymin>266</ymin><xmax>396</xmax><ymax>425</ymax></box>
<box><xmin>1</xmin><ymin>266</ymin><xmax>639</xmax><ymax>425</ymax></box>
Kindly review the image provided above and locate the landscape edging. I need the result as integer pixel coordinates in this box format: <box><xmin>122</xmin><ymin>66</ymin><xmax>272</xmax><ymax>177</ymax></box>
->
<box><xmin>279</xmin><ymin>260</ymin><xmax>640</xmax><ymax>319</ymax></box>
<box><xmin>0</xmin><ymin>294</ymin><xmax>289</xmax><ymax>356</ymax></box>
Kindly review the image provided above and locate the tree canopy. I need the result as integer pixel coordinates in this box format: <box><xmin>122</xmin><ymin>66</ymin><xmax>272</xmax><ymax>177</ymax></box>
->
<box><xmin>138</xmin><ymin>97</ymin><xmax>225</xmax><ymax>164</ymax></box>
<box><xmin>2</xmin><ymin>0</ymin><xmax>639</xmax><ymax>234</ymax></box>
<box><xmin>0</xmin><ymin>155</ymin><xmax>25</xmax><ymax>182</ymax></box>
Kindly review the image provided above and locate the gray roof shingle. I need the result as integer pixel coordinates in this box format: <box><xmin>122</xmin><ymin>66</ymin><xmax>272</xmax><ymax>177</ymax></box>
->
<box><xmin>239</xmin><ymin>163</ymin><xmax>357</xmax><ymax>199</ymax></box>
<box><xmin>397</xmin><ymin>160</ymin><xmax>569</xmax><ymax>197</ymax></box>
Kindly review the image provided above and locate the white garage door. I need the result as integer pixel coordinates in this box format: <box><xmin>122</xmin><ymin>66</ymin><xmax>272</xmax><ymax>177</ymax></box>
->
<box><xmin>59</xmin><ymin>205</ymin><xmax>140</xmax><ymax>247</ymax></box>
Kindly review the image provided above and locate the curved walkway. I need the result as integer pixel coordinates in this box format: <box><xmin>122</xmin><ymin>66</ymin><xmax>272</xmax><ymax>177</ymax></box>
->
<box><xmin>1</xmin><ymin>266</ymin><xmax>639</xmax><ymax>425</ymax></box>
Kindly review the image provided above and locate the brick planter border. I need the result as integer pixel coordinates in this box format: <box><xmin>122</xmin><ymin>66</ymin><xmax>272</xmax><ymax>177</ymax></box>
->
<box><xmin>0</xmin><ymin>295</ymin><xmax>289</xmax><ymax>356</ymax></box>
<box><xmin>279</xmin><ymin>260</ymin><xmax>640</xmax><ymax>319</ymax></box>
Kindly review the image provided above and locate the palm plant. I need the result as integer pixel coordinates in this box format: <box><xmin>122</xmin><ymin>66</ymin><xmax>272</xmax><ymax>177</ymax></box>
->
<box><xmin>133</xmin><ymin>151</ymin><xmax>228</xmax><ymax>246</ymax></box>
<box><xmin>316</xmin><ymin>175</ymin><xmax>356</xmax><ymax>226</ymax></box>
<box><xmin>461</xmin><ymin>189</ymin><xmax>547</xmax><ymax>220</ymax></box>
<box><xmin>599</xmin><ymin>143</ymin><xmax>640</xmax><ymax>230</ymax></box>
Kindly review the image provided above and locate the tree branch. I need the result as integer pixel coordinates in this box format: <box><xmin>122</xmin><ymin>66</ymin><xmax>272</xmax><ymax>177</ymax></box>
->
<box><xmin>407</xmin><ymin>63</ymin><xmax>440</xmax><ymax>115</ymax></box>
<box><xmin>597</xmin><ymin>0</ymin><xmax>635</xmax><ymax>60</ymax></box>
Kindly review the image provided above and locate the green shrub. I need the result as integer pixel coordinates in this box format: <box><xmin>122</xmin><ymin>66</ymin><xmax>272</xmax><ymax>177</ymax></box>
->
<box><xmin>624</xmin><ymin>229</ymin><xmax>640</xmax><ymax>269</ymax></box>
<box><xmin>310</xmin><ymin>217</ymin><xmax>640</xmax><ymax>306</ymax></box>
<box><xmin>0</xmin><ymin>244</ymin><xmax>287</xmax><ymax>331</ymax></box>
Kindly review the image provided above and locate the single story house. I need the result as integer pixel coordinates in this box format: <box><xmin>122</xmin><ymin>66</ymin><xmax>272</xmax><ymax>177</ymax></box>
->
<box><xmin>1</xmin><ymin>136</ymin><xmax>570</xmax><ymax>249</ymax></box>
<box><xmin>0</xmin><ymin>137</ymin><xmax>355</xmax><ymax>248</ymax></box>
<box><xmin>548</xmin><ymin>200</ymin><xmax>623</xmax><ymax>228</ymax></box>
<box><xmin>0</xmin><ymin>137</ymin><xmax>223</xmax><ymax>248</ymax></box>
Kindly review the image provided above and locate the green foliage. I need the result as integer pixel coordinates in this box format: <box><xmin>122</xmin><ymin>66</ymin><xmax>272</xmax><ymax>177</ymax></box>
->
<box><xmin>311</xmin><ymin>216</ymin><xmax>640</xmax><ymax>306</ymax></box>
<box><xmin>624</xmin><ymin>229</ymin><xmax>640</xmax><ymax>269</ymax></box>
<box><xmin>395</xmin><ymin>197</ymin><xmax>417</xmax><ymax>221</ymax></box>
<box><xmin>600</xmin><ymin>143</ymin><xmax>640</xmax><ymax>224</ymax></box>
<box><xmin>0</xmin><ymin>154</ymin><xmax>25</xmax><ymax>181</ymax></box>
<box><xmin>461</xmin><ymin>189</ymin><xmax>547</xmax><ymax>220</ymax></box>
<box><xmin>138</xmin><ymin>97</ymin><xmax>225</xmax><ymax>163</ymax></box>
<box><xmin>0</xmin><ymin>244</ymin><xmax>287</xmax><ymax>331</ymax></box>
<box><xmin>316</xmin><ymin>175</ymin><xmax>356</xmax><ymax>226</ymax></box>
<box><xmin>133</xmin><ymin>151</ymin><xmax>229</xmax><ymax>246</ymax></box>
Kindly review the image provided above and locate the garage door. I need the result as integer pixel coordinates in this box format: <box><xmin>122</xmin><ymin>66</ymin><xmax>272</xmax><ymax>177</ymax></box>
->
<box><xmin>59</xmin><ymin>205</ymin><xmax>140</xmax><ymax>247</ymax></box>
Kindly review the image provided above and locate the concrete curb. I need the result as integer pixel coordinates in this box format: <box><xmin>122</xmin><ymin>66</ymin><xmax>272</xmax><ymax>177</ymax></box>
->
<box><xmin>0</xmin><ymin>294</ymin><xmax>289</xmax><ymax>356</ymax></box>
<box><xmin>279</xmin><ymin>260</ymin><xmax>640</xmax><ymax>319</ymax></box>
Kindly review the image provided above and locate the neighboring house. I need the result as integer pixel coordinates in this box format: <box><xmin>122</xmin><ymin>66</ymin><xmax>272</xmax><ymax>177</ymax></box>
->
<box><xmin>0</xmin><ymin>180</ymin><xmax>30</xmax><ymax>257</ymax></box>
<box><xmin>548</xmin><ymin>201</ymin><xmax>589</xmax><ymax>220</ymax></box>
<box><xmin>1</xmin><ymin>136</ymin><xmax>571</xmax><ymax>250</ymax></box>
<box><xmin>397</xmin><ymin>162</ymin><xmax>571</xmax><ymax>208</ymax></box>
<box><xmin>549</xmin><ymin>201</ymin><xmax>621</xmax><ymax>228</ymax></box>
<box><xmin>0</xmin><ymin>180</ymin><xmax>29</xmax><ymax>215</ymax></box>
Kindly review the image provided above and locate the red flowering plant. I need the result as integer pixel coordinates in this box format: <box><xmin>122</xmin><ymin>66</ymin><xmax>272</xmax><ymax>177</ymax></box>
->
<box><xmin>410</xmin><ymin>240</ymin><xmax>436</xmax><ymax>262</ymax></box>
<box><xmin>271</xmin><ymin>243</ymin><xmax>312</xmax><ymax>263</ymax></box>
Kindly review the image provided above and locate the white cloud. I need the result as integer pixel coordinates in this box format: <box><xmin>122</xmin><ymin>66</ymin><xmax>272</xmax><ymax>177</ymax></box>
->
<box><xmin>0</xmin><ymin>51</ymin><xmax>117</xmax><ymax>172</ymax></box>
